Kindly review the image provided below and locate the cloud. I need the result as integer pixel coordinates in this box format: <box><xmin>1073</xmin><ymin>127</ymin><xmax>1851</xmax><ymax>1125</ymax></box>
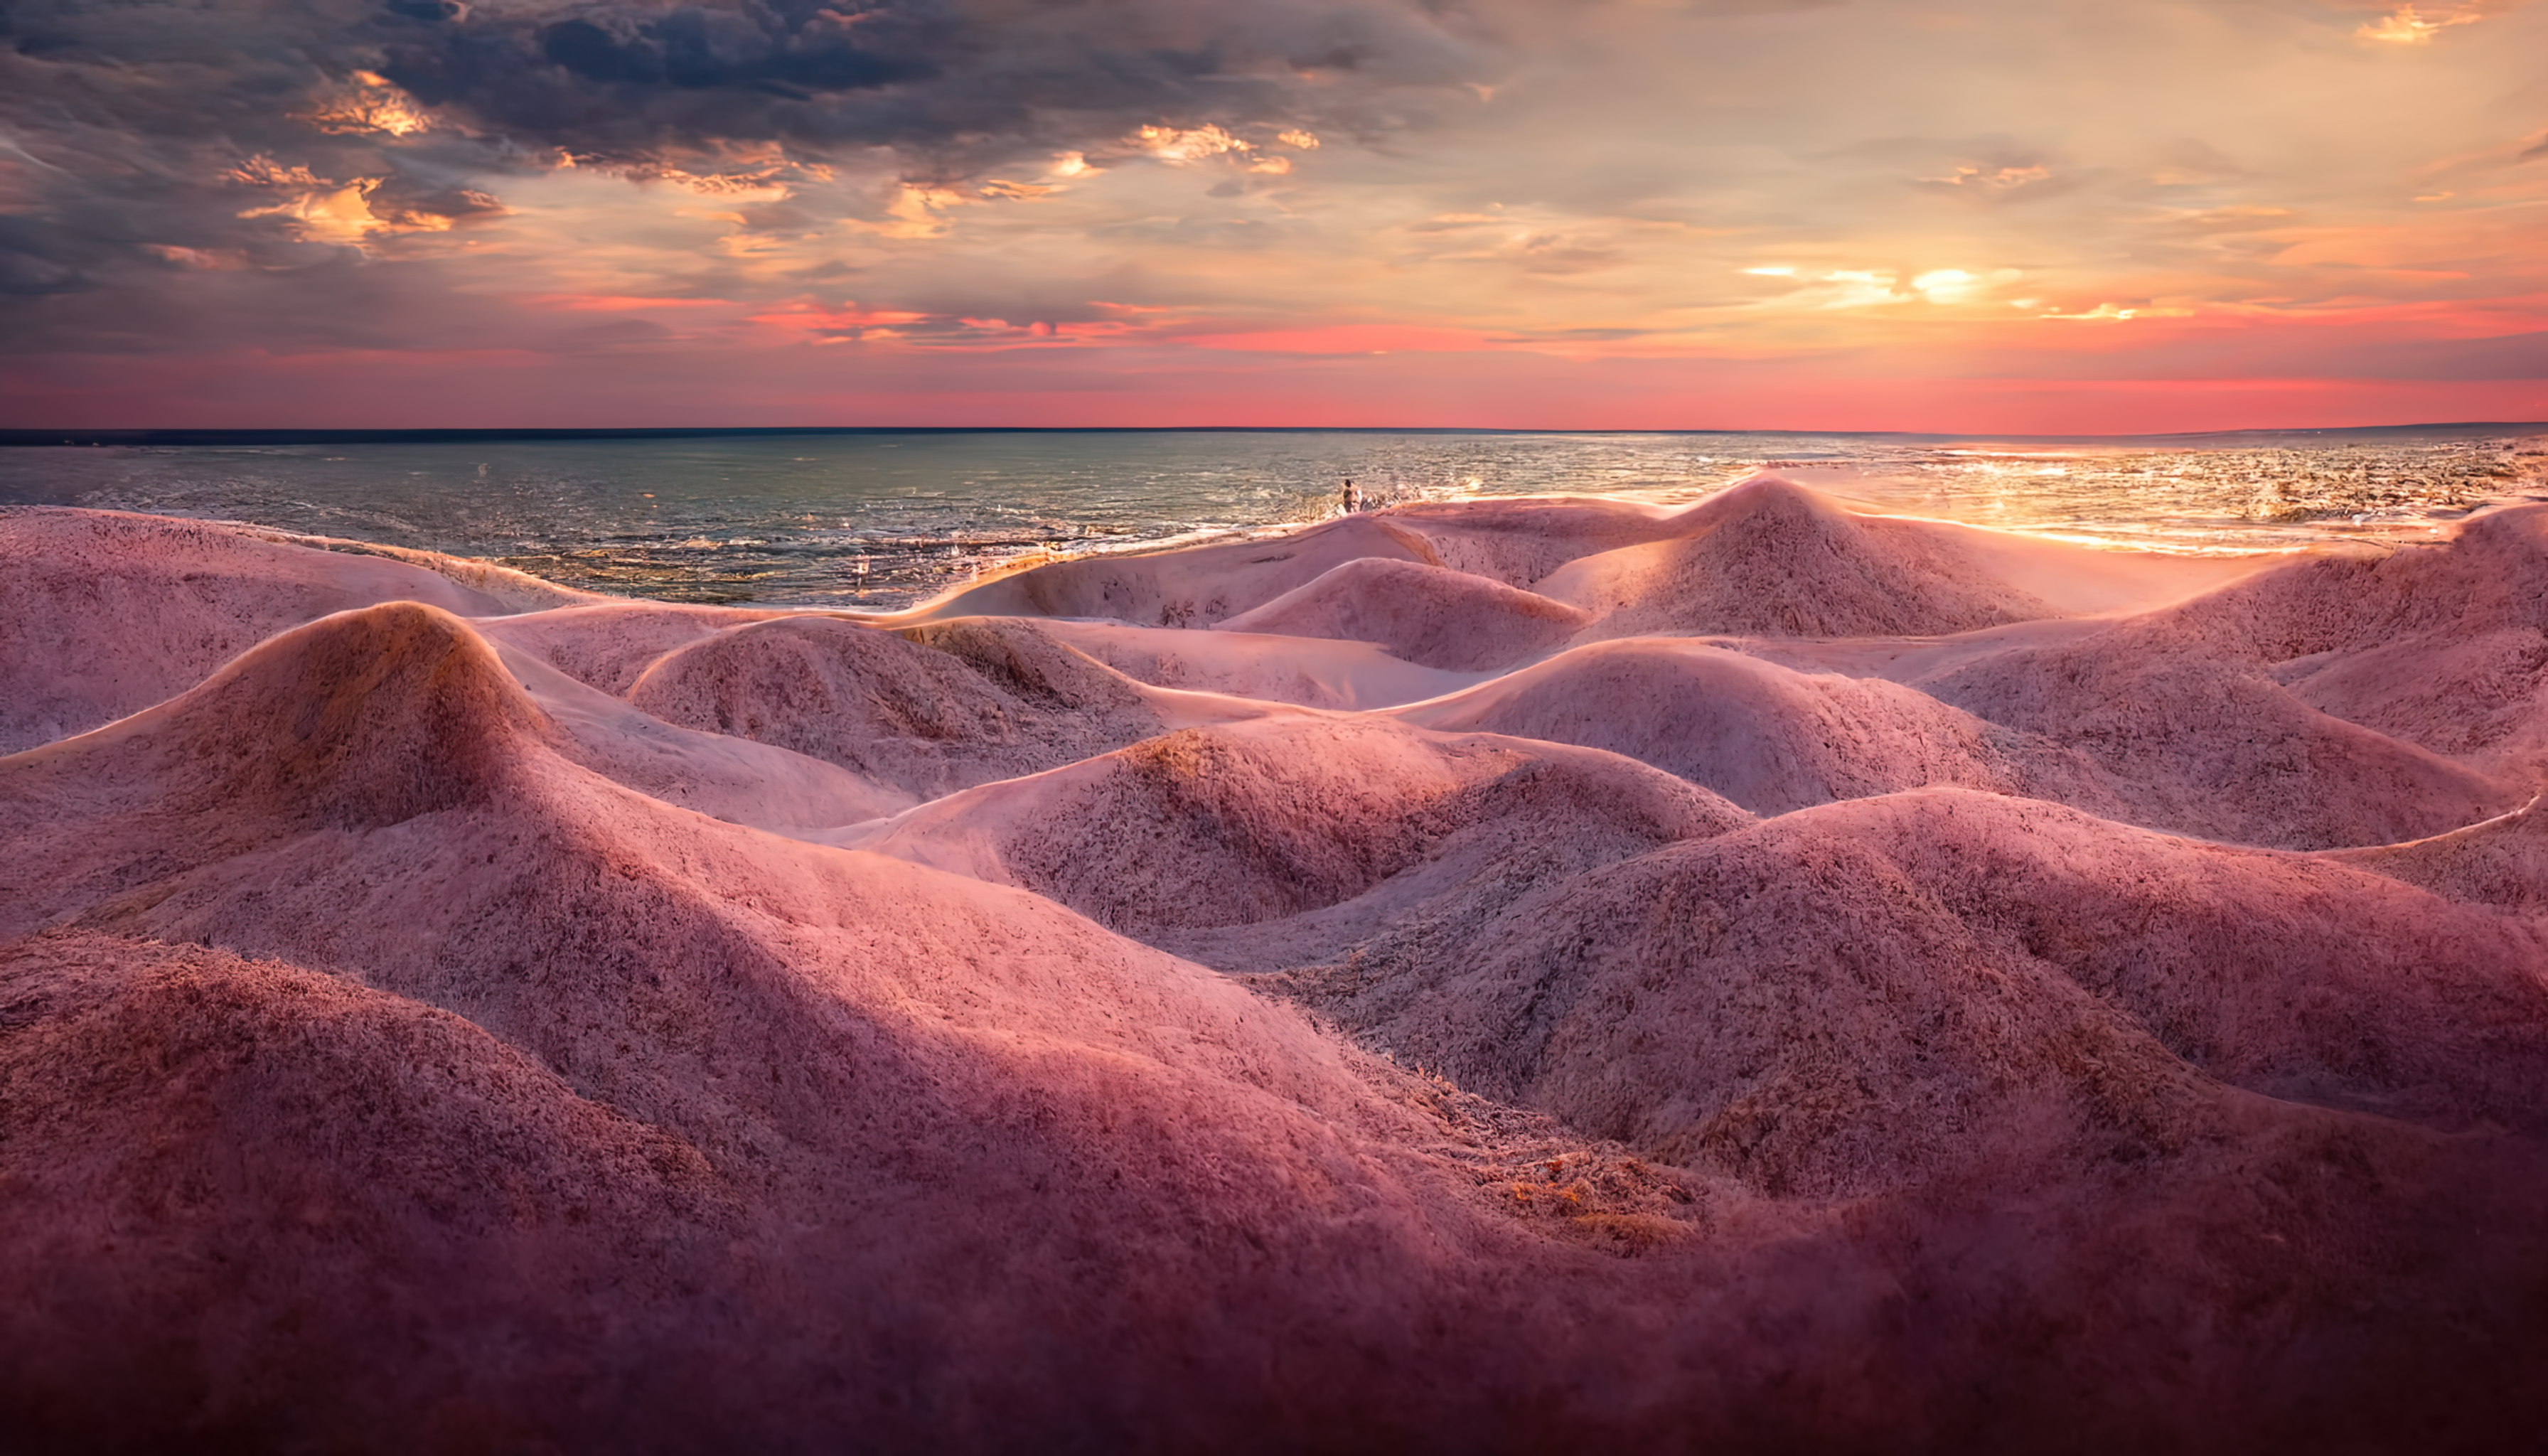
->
<box><xmin>7</xmin><ymin>0</ymin><xmax>2548</xmax><ymax>421</ymax></box>
<box><xmin>0</xmin><ymin>0</ymin><xmax>1487</xmax><ymax>353</ymax></box>
<box><xmin>374</xmin><ymin>0</ymin><xmax>1485</xmax><ymax>171</ymax></box>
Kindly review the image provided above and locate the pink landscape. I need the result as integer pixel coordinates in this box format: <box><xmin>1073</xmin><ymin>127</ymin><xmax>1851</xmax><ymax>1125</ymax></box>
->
<box><xmin>6</xmin><ymin>478</ymin><xmax>2547</xmax><ymax>1447</ymax></box>
<box><xmin>9</xmin><ymin>0</ymin><xmax>2548</xmax><ymax>1441</ymax></box>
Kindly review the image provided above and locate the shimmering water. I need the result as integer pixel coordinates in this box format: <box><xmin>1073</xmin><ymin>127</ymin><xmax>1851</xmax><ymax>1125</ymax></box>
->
<box><xmin>3</xmin><ymin>429</ymin><xmax>2542</xmax><ymax>608</ymax></box>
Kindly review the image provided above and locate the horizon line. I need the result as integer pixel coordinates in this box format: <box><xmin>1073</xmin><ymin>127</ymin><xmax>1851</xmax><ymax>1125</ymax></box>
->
<box><xmin>6</xmin><ymin>420</ymin><xmax>2547</xmax><ymax>450</ymax></box>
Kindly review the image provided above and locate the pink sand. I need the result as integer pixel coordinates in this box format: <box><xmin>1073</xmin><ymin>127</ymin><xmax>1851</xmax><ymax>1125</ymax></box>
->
<box><xmin>4</xmin><ymin>478</ymin><xmax>2545</xmax><ymax>1449</ymax></box>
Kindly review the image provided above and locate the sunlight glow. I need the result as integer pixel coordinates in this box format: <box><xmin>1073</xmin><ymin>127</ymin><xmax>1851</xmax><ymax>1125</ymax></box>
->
<box><xmin>2359</xmin><ymin>5</ymin><xmax>2484</xmax><ymax>43</ymax></box>
<box><xmin>1912</xmin><ymin>269</ymin><xmax>1980</xmax><ymax>301</ymax></box>
<box><xmin>300</xmin><ymin>72</ymin><xmax>434</xmax><ymax>137</ymax></box>
<box><xmin>1136</xmin><ymin>124</ymin><xmax>1250</xmax><ymax>163</ymax></box>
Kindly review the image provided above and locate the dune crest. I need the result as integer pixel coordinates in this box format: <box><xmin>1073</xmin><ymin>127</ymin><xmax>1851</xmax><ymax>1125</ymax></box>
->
<box><xmin>1396</xmin><ymin>636</ymin><xmax>2116</xmax><ymax>816</ymax></box>
<box><xmin>626</xmin><ymin>614</ymin><xmax>1172</xmax><ymax>797</ymax></box>
<box><xmin>830</xmin><ymin>716</ymin><xmax>1746</xmax><ymax>933</ymax></box>
<box><xmin>1540</xmin><ymin>476</ymin><xmax>2061</xmax><ymax>638</ymax></box>
<box><xmin>1215</xmin><ymin>556</ymin><xmax>1593</xmax><ymax>670</ymax></box>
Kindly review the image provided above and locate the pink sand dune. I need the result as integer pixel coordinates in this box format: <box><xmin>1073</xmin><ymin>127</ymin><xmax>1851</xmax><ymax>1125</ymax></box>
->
<box><xmin>1905</xmin><ymin>599</ymin><xmax>2522</xmax><ymax>849</ymax></box>
<box><xmin>1538</xmin><ymin>476</ymin><xmax>2060</xmax><ymax>639</ymax></box>
<box><xmin>476</xmin><ymin>597</ymin><xmax>788</xmax><ymax>697</ymax></box>
<box><xmin>1371</xmin><ymin>494</ymin><xmax>1690</xmax><ymax>587</ymax></box>
<box><xmin>625</xmin><ymin>612</ymin><xmax>1176</xmax><ymax>798</ymax></box>
<box><xmin>0</xmin><ymin>507</ymin><xmax>584</xmax><ymax>753</ymax></box>
<box><xmin>6</xmin><ymin>488</ymin><xmax>2548</xmax><ymax>1448</ymax></box>
<box><xmin>1393</xmin><ymin>635</ymin><xmax>2115</xmax><ymax>817</ymax></box>
<box><xmin>2331</xmin><ymin>792</ymin><xmax>2548</xmax><ymax>910</ymax></box>
<box><xmin>1214</xmin><ymin>556</ymin><xmax>1593</xmax><ymax>671</ymax></box>
<box><xmin>904</xmin><ymin>510</ymin><xmax>1440</xmax><ymax>627</ymax></box>
<box><xmin>1034</xmin><ymin>616</ymin><xmax>1490</xmax><ymax>708</ymax></box>
<box><xmin>1268</xmin><ymin>786</ymin><xmax>2548</xmax><ymax>1192</ymax></box>
<box><xmin>827</xmin><ymin>714</ymin><xmax>1746</xmax><ymax>933</ymax></box>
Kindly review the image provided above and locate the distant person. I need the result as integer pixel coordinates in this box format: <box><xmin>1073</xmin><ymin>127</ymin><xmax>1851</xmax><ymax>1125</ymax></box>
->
<box><xmin>1341</xmin><ymin>478</ymin><xmax>1362</xmax><ymax>513</ymax></box>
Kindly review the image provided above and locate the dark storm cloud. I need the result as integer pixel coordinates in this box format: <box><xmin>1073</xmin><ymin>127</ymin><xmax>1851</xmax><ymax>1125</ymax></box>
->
<box><xmin>1</xmin><ymin>0</ymin><xmax>482</xmax><ymax>323</ymax></box>
<box><xmin>372</xmin><ymin>0</ymin><xmax>1482</xmax><ymax>168</ymax></box>
<box><xmin>2</xmin><ymin>0</ymin><xmax>1483</xmax><ymax>172</ymax></box>
<box><xmin>0</xmin><ymin>0</ymin><xmax>1485</xmax><ymax>347</ymax></box>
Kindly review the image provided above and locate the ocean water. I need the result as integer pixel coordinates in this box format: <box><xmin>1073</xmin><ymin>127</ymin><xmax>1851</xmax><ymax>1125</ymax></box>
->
<box><xmin>4</xmin><ymin>429</ymin><xmax>2543</xmax><ymax>609</ymax></box>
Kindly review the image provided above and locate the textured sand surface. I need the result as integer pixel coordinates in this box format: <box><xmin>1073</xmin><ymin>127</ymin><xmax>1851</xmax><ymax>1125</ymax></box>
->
<box><xmin>6</xmin><ymin>484</ymin><xmax>2547</xmax><ymax>1451</ymax></box>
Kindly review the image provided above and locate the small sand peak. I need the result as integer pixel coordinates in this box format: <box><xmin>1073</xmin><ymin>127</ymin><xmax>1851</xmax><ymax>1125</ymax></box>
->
<box><xmin>7</xmin><ymin>600</ymin><xmax>541</xmax><ymax>830</ymax></box>
<box><xmin>629</xmin><ymin>612</ymin><xmax>1169</xmax><ymax>796</ymax></box>
<box><xmin>1540</xmin><ymin>473</ymin><xmax>2060</xmax><ymax>641</ymax></box>
<box><xmin>1214</xmin><ymin>556</ymin><xmax>1592</xmax><ymax>671</ymax></box>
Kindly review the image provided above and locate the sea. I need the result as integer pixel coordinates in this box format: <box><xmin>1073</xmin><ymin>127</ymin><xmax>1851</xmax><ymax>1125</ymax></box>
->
<box><xmin>4</xmin><ymin>428</ymin><xmax>2544</xmax><ymax>609</ymax></box>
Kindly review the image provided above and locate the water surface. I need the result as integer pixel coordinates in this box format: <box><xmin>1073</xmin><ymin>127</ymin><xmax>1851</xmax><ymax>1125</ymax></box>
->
<box><xmin>4</xmin><ymin>429</ymin><xmax>2541</xmax><ymax>608</ymax></box>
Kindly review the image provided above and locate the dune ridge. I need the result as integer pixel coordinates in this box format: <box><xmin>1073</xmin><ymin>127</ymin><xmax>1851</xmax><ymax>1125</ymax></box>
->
<box><xmin>5</xmin><ymin>481</ymin><xmax>2547</xmax><ymax>1449</ymax></box>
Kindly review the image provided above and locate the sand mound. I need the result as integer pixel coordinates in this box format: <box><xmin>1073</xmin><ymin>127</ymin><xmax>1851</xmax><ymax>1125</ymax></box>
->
<box><xmin>1273</xmin><ymin>788</ymin><xmax>2548</xmax><ymax>1197</ymax></box>
<box><xmin>626</xmin><ymin>614</ymin><xmax>1169</xmax><ymax>798</ymax></box>
<box><xmin>1396</xmin><ymin>636</ymin><xmax>2115</xmax><ymax>817</ymax></box>
<box><xmin>912</xmin><ymin>512</ymin><xmax>1441</xmax><ymax>627</ymax></box>
<box><xmin>0</xmin><ymin>508</ymin><xmax>545</xmax><ymax>753</ymax></box>
<box><xmin>1352</xmin><ymin>496</ymin><xmax>1686</xmax><ymax>589</ymax></box>
<box><xmin>2331</xmin><ymin>794</ymin><xmax>2548</xmax><ymax>910</ymax></box>
<box><xmin>1537</xmin><ymin>477</ymin><xmax>2060</xmax><ymax>639</ymax></box>
<box><xmin>836</xmin><ymin>717</ymin><xmax>1747</xmax><ymax>936</ymax></box>
<box><xmin>894</xmin><ymin>614</ymin><xmax>1164</xmax><ymax>714</ymax></box>
<box><xmin>4</xmin><ymin>601</ymin><xmax>534</xmax><ymax>842</ymax></box>
<box><xmin>0</xmin><ymin>604</ymin><xmax>547</xmax><ymax>938</ymax></box>
<box><xmin>0</xmin><ymin>602</ymin><xmax>908</xmax><ymax>923</ymax></box>
<box><xmin>2178</xmin><ymin>504</ymin><xmax>2548</xmax><ymax>664</ymax></box>
<box><xmin>2277</xmin><ymin>623</ymin><xmax>2548</xmax><ymax>772</ymax></box>
<box><xmin>1037</xmin><ymin>618</ymin><xmax>1488</xmax><ymax>709</ymax></box>
<box><xmin>2171</xmin><ymin>509</ymin><xmax>2548</xmax><ymax>778</ymax></box>
<box><xmin>1910</xmin><ymin>612</ymin><xmax>2518</xmax><ymax>848</ymax></box>
<box><xmin>0</xmin><ymin>931</ymin><xmax>734</xmax><ymax>1446</ymax></box>
<box><xmin>477</xmin><ymin>599</ymin><xmax>784</xmax><ymax>697</ymax></box>
<box><xmin>1215</xmin><ymin>557</ymin><xmax>1592</xmax><ymax>670</ymax></box>
<box><xmin>496</xmin><ymin>643</ymin><xmax>913</xmax><ymax>830</ymax></box>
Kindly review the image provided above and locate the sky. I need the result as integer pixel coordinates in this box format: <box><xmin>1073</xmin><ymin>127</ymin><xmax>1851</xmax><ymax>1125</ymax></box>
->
<box><xmin>3</xmin><ymin>0</ymin><xmax>2545</xmax><ymax>432</ymax></box>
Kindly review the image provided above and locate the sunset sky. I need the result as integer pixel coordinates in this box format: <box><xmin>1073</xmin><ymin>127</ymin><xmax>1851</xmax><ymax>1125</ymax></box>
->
<box><xmin>4</xmin><ymin>0</ymin><xmax>2544</xmax><ymax>432</ymax></box>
